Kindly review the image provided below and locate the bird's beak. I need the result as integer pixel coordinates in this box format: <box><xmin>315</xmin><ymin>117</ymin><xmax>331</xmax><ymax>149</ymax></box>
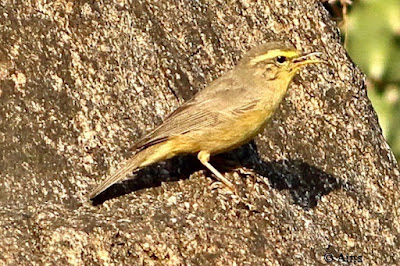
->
<box><xmin>292</xmin><ymin>52</ymin><xmax>324</xmax><ymax>67</ymax></box>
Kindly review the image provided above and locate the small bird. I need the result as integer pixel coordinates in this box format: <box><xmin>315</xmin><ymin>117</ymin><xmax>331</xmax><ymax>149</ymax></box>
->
<box><xmin>90</xmin><ymin>41</ymin><xmax>322</xmax><ymax>199</ymax></box>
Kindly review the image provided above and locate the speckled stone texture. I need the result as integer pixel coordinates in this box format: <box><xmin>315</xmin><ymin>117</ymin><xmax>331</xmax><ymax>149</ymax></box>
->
<box><xmin>0</xmin><ymin>0</ymin><xmax>399</xmax><ymax>265</ymax></box>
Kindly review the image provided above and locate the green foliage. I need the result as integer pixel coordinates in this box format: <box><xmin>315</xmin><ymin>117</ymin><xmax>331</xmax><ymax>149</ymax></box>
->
<box><xmin>346</xmin><ymin>0</ymin><xmax>400</xmax><ymax>161</ymax></box>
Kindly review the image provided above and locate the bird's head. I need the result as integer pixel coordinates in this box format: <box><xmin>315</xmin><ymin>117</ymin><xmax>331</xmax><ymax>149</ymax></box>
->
<box><xmin>240</xmin><ymin>42</ymin><xmax>323</xmax><ymax>82</ymax></box>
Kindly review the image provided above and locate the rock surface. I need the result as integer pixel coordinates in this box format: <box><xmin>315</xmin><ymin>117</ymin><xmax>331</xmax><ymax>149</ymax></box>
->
<box><xmin>0</xmin><ymin>0</ymin><xmax>399</xmax><ymax>265</ymax></box>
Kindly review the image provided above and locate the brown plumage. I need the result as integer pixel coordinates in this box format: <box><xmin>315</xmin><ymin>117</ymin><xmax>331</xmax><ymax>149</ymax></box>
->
<box><xmin>90</xmin><ymin>42</ymin><xmax>322</xmax><ymax>199</ymax></box>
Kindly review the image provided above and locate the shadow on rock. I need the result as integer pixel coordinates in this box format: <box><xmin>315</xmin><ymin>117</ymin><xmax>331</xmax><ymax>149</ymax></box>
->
<box><xmin>255</xmin><ymin>160</ymin><xmax>342</xmax><ymax>209</ymax></box>
<box><xmin>91</xmin><ymin>155</ymin><xmax>202</xmax><ymax>206</ymax></box>
<box><xmin>92</xmin><ymin>141</ymin><xmax>344</xmax><ymax>209</ymax></box>
<box><xmin>222</xmin><ymin>142</ymin><xmax>344</xmax><ymax>209</ymax></box>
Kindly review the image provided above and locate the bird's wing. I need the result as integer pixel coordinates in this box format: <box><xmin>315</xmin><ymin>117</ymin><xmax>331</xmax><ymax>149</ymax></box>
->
<box><xmin>133</xmin><ymin>88</ymin><xmax>258</xmax><ymax>152</ymax></box>
<box><xmin>133</xmin><ymin>99</ymin><xmax>223</xmax><ymax>151</ymax></box>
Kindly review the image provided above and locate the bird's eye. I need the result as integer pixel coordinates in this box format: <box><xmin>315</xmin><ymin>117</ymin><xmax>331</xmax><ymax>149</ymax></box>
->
<box><xmin>276</xmin><ymin>56</ymin><xmax>287</xmax><ymax>64</ymax></box>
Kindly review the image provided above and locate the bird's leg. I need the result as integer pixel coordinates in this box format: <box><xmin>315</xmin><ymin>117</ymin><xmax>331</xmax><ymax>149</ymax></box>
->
<box><xmin>197</xmin><ymin>151</ymin><xmax>259</xmax><ymax>210</ymax></box>
<box><xmin>197</xmin><ymin>150</ymin><xmax>236</xmax><ymax>192</ymax></box>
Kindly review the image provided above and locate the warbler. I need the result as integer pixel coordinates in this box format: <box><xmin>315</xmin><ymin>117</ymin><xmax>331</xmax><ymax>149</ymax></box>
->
<box><xmin>90</xmin><ymin>41</ymin><xmax>322</xmax><ymax>199</ymax></box>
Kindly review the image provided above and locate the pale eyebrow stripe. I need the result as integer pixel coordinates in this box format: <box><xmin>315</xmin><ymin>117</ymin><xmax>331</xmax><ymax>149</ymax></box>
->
<box><xmin>250</xmin><ymin>49</ymin><xmax>300</xmax><ymax>64</ymax></box>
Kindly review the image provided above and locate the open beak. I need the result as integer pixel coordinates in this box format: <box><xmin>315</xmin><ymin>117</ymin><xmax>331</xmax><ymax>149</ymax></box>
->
<box><xmin>293</xmin><ymin>52</ymin><xmax>324</xmax><ymax>67</ymax></box>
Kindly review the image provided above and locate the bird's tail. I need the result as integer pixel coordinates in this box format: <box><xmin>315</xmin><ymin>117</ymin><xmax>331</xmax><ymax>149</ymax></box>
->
<box><xmin>89</xmin><ymin>147</ymin><xmax>154</xmax><ymax>199</ymax></box>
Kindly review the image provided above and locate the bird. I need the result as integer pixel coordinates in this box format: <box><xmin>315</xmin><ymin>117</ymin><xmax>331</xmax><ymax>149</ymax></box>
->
<box><xmin>89</xmin><ymin>41</ymin><xmax>322</xmax><ymax>199</ymax></box>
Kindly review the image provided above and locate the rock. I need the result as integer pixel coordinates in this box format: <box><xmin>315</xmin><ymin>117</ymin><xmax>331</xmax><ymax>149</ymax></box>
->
<box><xmin>0</xmin><ymin>0</ymin><xmax>398</xmax><ymax>264</ymax></box>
